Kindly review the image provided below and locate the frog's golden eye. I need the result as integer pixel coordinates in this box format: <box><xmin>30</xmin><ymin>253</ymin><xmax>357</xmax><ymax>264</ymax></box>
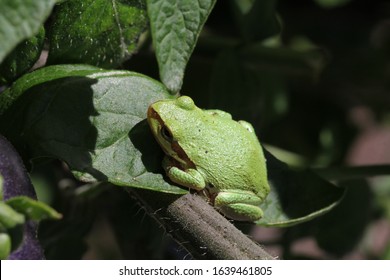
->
<box><xmin>160</xmin><ymin>125</ymin><xmax>173</xmax><ymax>142</ymax></box>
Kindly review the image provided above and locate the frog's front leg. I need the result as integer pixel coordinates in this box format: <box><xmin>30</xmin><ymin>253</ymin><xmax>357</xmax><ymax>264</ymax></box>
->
<box><xmin>214</xmin><ymin>190</ymin><xmax>264</xmax><ymax>222</ymax></box>
<box><xmin>163</xmin><ymin>157</ymin><xmax>206</xmax><ymax>191</ymax></box>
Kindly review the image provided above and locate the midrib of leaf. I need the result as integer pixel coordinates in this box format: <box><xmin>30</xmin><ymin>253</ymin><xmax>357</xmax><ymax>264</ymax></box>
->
<box><xmin>111</xmin><ymin>0</ymin><xmax>126</xmax><ymax>57</ymax></box>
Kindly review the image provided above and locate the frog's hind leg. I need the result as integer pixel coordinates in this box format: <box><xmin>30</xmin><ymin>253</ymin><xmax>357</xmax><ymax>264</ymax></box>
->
<box><xmin>214</xmin><ymin>191</ymin><xmax>264</xmax><ymax>222</ymax></box>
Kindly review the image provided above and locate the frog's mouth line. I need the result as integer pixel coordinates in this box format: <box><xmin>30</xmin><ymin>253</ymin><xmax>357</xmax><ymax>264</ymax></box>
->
<box><xmin>170</xmin><ymin>141</ymin><xmax>195</xmax><ymax>169</ymax></box>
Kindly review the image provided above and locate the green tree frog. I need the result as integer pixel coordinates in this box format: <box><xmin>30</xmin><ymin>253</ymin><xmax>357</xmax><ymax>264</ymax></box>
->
<box><xmin>147</xmin><ymin>96</ymin><xmax>270</xmax><ymax>222</ymax></box>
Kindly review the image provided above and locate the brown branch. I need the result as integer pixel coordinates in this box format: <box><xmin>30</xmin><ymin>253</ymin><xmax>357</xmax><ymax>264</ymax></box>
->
<box><xmin>130</xmin><ymin>189</ymin><xmax>275</xmax><ymax>260</ymax></box>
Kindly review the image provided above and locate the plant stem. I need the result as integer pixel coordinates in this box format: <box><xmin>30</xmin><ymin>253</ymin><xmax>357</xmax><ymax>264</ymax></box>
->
<box><xmin>130</xmin><ymin>189</ymin><xmax>275</xmax><ymax>260</ymax></box>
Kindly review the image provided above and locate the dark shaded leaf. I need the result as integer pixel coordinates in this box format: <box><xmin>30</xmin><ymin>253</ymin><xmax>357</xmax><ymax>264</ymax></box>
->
<box><xmin>0</xmin><ymin>27</ymin><xmax>45</xmax><ymax>85</ymax></box>
<box><xmin>0</xmin><ymin>65</ymin><xmax>185</xmax><ymax>194</ymax></box>
<box><xmin>257</xmin><ymin>150</ymin><xmax>345</xmax><ymax>226</ymax></box>
<box><xmin>315</xmin><ymin>180</ymin><xmax>372</xmax><ymax>256</ymax></box>
<box><xmin>47</xmin><ymin>0</ymin><xmax>148</xmax><ymax>68</ymax></box>
<box><xmin>0</xmin><ymin>64</ymin><xmax>101</xmax><ymax>115</ymax></box>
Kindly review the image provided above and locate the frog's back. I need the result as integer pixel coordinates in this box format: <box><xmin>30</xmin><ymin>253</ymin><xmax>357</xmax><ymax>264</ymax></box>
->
<box><xmin>182</xmin><ymin>114</ymin><xmax>269</xmax><ymax>198</ymax></box>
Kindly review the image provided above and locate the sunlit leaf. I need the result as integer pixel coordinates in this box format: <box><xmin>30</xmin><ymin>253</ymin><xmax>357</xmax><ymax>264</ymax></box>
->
<box><xmin>0</xmin><ymin>0</ymin><xmax>57</xmax><ymax>62</ymax></box>
<box><xmin>147</xmin><ymin>0</ymin><xmax>216</xmax><ymax>93</ymax></box>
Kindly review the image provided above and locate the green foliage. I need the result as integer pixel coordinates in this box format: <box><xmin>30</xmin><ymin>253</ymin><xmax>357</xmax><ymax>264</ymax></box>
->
<box><xmin>0</xmin><ymin>161</ymin><xmax>60</xmax><ymax>259</ymax></box>
<box><xmin>0</xmin><ymin>201</ymin><xmax>25</xmax><ymax>229</ymax></box>
<box><xmin>259</xmin><ymin>151</ymin><xmax>344</xmax><ymax>227</ymax></box>
<box><xmin>5</xmin><ymin>196</ymin><xmax>62</xmax><ymax>221</ymax></box>
<box><xmin>146</xmin><ymin>0</ymin><xmax>217</xmax><ymax>93</ymax></box>
<box><xmin>0</xmin><ymin>64</ymin><xmax>344</xmax><ymax>226</ymax></box>
<box><xmin>0</xmin><ymin>197</ymin><xmax>60</xmax><ymax>259</ymax></box>
<box><xmin>0</xmin><ymin>233</ymin><xmax>11</xmax><ymax>259</ymax></box>
<box><xmin>0</xmin><ymin>0</ymin><xmax>58</xmax><ymax>62</ymax></box>
<box><xmin>0</xmin><ymin>65</ymin><xmax>182</xmax><ymax>194</ymax></box>
<box><xmin>0</xmin><ymin>27</ymin><xmax>45</xmax><ymax>84</ymax></box>
<box><xmin>47</xmin><ymin>0</ymin><xmax>148</xmax><ymax>68</ymax></box>
<box><xmin>0</xmin><ymin>0</ymin><xmax>389</xmax><ymax>259</ymax></box>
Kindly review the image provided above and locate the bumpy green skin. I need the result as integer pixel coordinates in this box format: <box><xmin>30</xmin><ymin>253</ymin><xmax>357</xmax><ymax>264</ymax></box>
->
<box><xmin>147</xmin><ymin>96</ymin><xmax>270</xmax><ymax>222</ymax></box>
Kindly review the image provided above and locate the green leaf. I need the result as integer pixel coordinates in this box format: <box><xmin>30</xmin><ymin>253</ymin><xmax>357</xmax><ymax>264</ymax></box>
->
<box><xmin>256</xmin><ymin>150</ymin><xmax>345</xmax><ymax>227</ymax></box>
<box><xmin>0</xmin><ymin>233</ymin><xmax>11</xmax><ymax>260</ymax></box>
<box><xmin>47</xmin><ymin>0</ymin><xmax>148</xmax><ymax>68</ymax></box>
<box><xmin>0</xmin><ymin>65</ymin><xmax>185</xmax><ymax>194</ymax></box>
<box><xmin>6</xmin><ymin>196</ymin><xmax>62</xmax><ymax>221</ymax></box>
<box><xmin>0</xmin><ymin>201</ymin><xmax>25</xmax><ymax>229</ymax></box>
<box><xmin>146</xmin><ymin>0</ymin><xmax>217</xmax><ymax>93</ymax></box>
<box><xmin>0</xmin><ymin>0</ymin><xmax>58</xmax><ymax>62</ymax></box>
<box><xmin>230</xmin><ymin>0</ymin><xmax>280</xmax><ymax>43</ymax></box>
<box><xmin>0</xmin><ymin>26</ymin><xmax>45</xmax><ymax>85</ymax></box>
<box><xmin>0</xmin><ymin>64</ymin><xmax>100</xmax><ymax>115</ymax></box>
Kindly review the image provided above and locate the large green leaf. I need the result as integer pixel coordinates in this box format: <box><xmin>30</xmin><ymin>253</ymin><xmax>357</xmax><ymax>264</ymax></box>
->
<box><xmin>0</xmin><ymin>0</ymin><xmax>58</xmax><ymax>62</ymax></box>
<box><xmin>146</xmin><ymin>0</ymin><xmax>216</xmax><ymax>93</ymax></box>
<box><xmin>0</xmin><ymin>65</ymin><xmax>185</xmax><ymax>194</ymax></box>
<box><xmin>0</xmin><ymin>64</ymin><xmax>101</xmax><ymax>114</ymax></box>
<box><xmin>47</xmin><ymin>0</ymin><xmax>148</xmax><ymax>68</ymax></box>
<box><xmin>0</xmin><ymin>65</ymin><xmax>344</xmax><ymax>226</ymax></box>
<box><xmin>0</xmin><ymin>26</ymin><xmax>45</xmax><ymax>85</ymax></box>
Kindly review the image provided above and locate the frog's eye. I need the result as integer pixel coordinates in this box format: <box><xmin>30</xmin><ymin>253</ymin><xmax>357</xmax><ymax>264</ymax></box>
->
<box><xmin>161</xmin><ymin>125</ymin><xmax>173</xmax><ymax>142</ymax></box>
